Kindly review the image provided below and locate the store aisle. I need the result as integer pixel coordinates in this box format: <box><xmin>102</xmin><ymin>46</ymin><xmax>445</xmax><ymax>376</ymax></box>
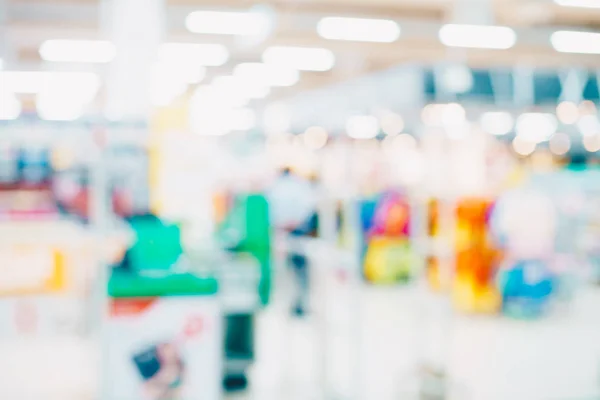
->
<box><xmin>0</xmin><ymin>282</ymin><xmax>599</xmax><ymax>400</ymax></box>
<box><xmin>236</xmin><ymin>279</ymin><xmax>600</xmax><ymax>400</ymax></box>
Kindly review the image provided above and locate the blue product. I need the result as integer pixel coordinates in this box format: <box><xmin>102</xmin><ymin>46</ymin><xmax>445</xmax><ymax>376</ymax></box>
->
<box><xmin>500</xmin><ymin>260</ymin><xmax>554</xmax><ymax>319</ymax></box>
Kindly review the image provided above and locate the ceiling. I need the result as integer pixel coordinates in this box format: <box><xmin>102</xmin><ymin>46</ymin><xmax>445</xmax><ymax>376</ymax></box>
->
<box><xmin>2</xmin><ymin>0</ymin><xmax>600</xmax><ymax>105</ymax></box>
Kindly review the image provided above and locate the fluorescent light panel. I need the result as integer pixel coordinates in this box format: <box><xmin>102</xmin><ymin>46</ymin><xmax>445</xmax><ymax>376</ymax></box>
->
<box><xmin>480</xmin><ymin>111</ymin><xmax>514</xmax><ymax>136</ymax></box>
<box><xmin>262</xmin><ymin>46</ymin><xmax>335</xmax><ymax>72</ymax></box>
<box><xmin>0</xmin><ymin>71</ymin><xmax>100</xmax><ymax>96</ymax></box>
<box><xmin>39</xmin><ymin>40</ymin><xmax>116</xmax><ymax>63</ymax></box>
<box><xmin>0</xmin><ymin>92</ymin><xmax>21</xmax><ymax>120</ymax></box>
<box><xmin>212</xmin><ymin>75</ymin><xmax>270</xmax><ymax>100</ymax></box>
<box><xmin>439</xmin><ymin>24</ymin><xmax>517</xmax><ymax>49</ymax></box>
<box><xmin>516</xmin><ymin>113</ymin><xmax>558</xmax><ymax>143</ymax></box>
<box><xmin>347</xmin><ymin>115</ymin><xmax>379</xmax><ymax>139</ymax></box>
<box><xmin>317</xmin><ymin>17</ymin><xmax>400</xmax><ymax>43</ymax></box>
<box><xmin>555</xmin><ymin>0</ymin><xmax>600</xmax><ymax>8</ymax></box>
<box><xmin>233</xmin><ymin>62</ymin><xmax>299</xmax><ymax>87</ymax></box>
<box><xmin>186</xmin><ymin>10</ymin><xmax>270</xmax><ymax>36</ymax></box>
<box><xmin>159</xmin><ymin>43</ymin><xmax>229</xmax><ymax>66</ymax></box>
<box><xmin>551</xmin><ymin>31</ymin><xmax>600</xmax><ymax>54</ymax></box>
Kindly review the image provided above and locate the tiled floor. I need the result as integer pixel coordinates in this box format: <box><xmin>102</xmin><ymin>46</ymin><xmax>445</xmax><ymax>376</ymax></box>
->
<box><xmin>1</xmin><ymin>269</ymin><xmax>600</xmax><ymax>400</ymax></box>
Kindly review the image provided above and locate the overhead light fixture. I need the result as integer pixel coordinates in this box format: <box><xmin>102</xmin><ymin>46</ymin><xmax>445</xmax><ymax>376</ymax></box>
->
<box><xmin>577</xmin><ymin>115</ymin><xmax>600</xmax><ymax>136</ymax></box>
<box><xmin>555</xmin><ymin>0</ymin><xmax>600</xmax><ymax>9</ymax></box>
<box><xmin>185</xmin><ymin>10</ymin><xmax>271</xmax><ymax>36</ymax></box>
<box><xmin>441</xmin><ymin>103</ymin><xmax>466</xmax><ymax>127</ymax></box>
<box><xmin>379</xmin><ymin>111</ymin><xmax>405</xmax><ymax>136</ymax></box>
<box><xmin>233</xmin><ymin>63</ymin><xmax>300</xmax><ymax>87</ymax></box>
<box><xmin>39</xmin><ymin>40</ymin><xmax>116</xmax><ymax>63</ymax></box>
<box><xmin>212</xmin><ymin>75</ymin><xmax>270</xmax><ymax>100</ymax></box>
<box><xmin>0</xmin><ymin>91</ymin><xmax>21</xmax><ymax>120</ymax></box>
<box><xmin>556</xmin><ymin>101</ymin><xmax>580</xmax><ymax>124</ymax></box>
<box><xmin>480</xmin><ymin>111</ymin><xmax>514</xmax><ymax>136</ymax></box>
<box><xmin>0</xmin><ymin>71</ymin><xmax>100</xmax><ymax>96</ymax></box>
<box><xmin>159</xmin><ymin>43</ymin><xmax>229</xmax><ymax>67</ymax></box>
<box><xmin>512</xmin><ymin>136</ymin><xmax>536</xmax><ymax>156</ymax></box>
<box><xmin>516</xmin><ymin>113</ymin><xmax>558</xmax><ymax>143</ymax></box>
<box><xmin>303</xmin><ymin>126</ymin><xmax>329</xmax><ymax>150</ymax></box>
<box><xmin>35</xmin><ymin>72</ymin><xmax>101</xmax><ymax>120</ymax></box>
<box><xmin>346</xmin><ymin>115</ymin><xmax>379</xmax><ymax>139</ymax></box>
<box><xmin>317</xmin><ymin>17</ymin><xmax>400</xmax><ymax>43</ymax></box>
<box><xmin>551</xmin><ymin>31</ymin><xmax>600</xmax><ymax>54</ymax></box>
<box><xmin>583</xmin><ymin>134</ymin><xmax>600</xmax><ymax>152</ymax></box>
<box><xmin>262</xmin><ymin>46</ymin><xmax>335</xmax><ymax>72</ymax></box>
<box><xmin>229</xmin><ymin>108</ymin><xmax>257</xmax><ymax>131</ymax></box>
<box><xmin>439</xmin><ymin>24</ymin><xmax>517</xmax><ymax>49</ymax></box>
<box><xmin>36</xmin><ymin>91</ymin><xmax>84</xmax><ymax>121</ymax></box>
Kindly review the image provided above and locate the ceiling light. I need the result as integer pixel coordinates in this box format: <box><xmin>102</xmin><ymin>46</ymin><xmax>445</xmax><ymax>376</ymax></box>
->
<box><xmin>447</xmin><ymin>123</ymin><xmax>471</xmax><ymax>140</ymax></box>
<box><xmin>35</xmin><ymin>73</ymin><xmax>100</xmax><ymax>120</ymax></box>
<box><xmin>583</xmin><ymin>134</ymin><xmax>600</xmax><ymax>152</ymax></box>
<box><xmin>39</xmin><ymin>40</ymin><xmax>116</xmax><ymax>63</ymax></box>
<box><xmin>516</xmin><ymin>113</ymin><xmax>558</xmax><ymax>143</ymax></box>
<box><xmin>551</xmin><ymin>31</ymin><xmax>600</xmax><ymax>54</ymax></box>
<box><xmin>480</xmin><ymin>111</ymin><xmax>514</xmax><ymax>136</ymax></box>
<box><xmin>158</xmin><ymin>43</ymin><xmax>229</xmax><ymax>67</ymax></box>
<box><xmin>421</xmin><ymin>104</ymin><xmax>444</xmax><ymax>127</ymax></box>
<box><xmin>555</xmin><ymin>0</ymin><xmax>600</xmax><ymax>9</ymax></box>
<box><xmin>379</xmin><ymin>111</ymin><xmax>404</xmax><ymax>135</ymax></box>
<box><xmin>262</xmin><ymin>46</ymin><xmax>335</xmax><ymax>72</ymax></box>
<box><xmin>0</xmin><ymin>71</ymin><xmax>46</xmax><ymax>93</ymax></box>
<box><xmin>556</xmin><ymin>101</ymin><xmax>580</xmax><ymax>124</ymax></box>
<box><xmin>36</xmin><ymin>91</ymin><xmax>84</xmax><ymax>121</ymax></box>
<box><xmin>439</xmin><ymin>24</ymin><xmax>517</xmax><ymax>49</ymax></box>
<box><xmin>0</xmin><ymin>71</ymin><xmax>100</xmax><ymax>96</ymax></box>
<box><xmin>579</xmin><ymin>100</ymin><xmax>597</xmax><ymax>116</ymax></box>
<box><xmin>193</xmin><ymin>84</ymin><xmax>249</xmax><ymax>109</ymax></box>
<box><xmin>577</xmin><ymin>115</ymin><xmax>600</xmax><ymax>136</ymax></box>
<box><xmin>346</xmin><ymin>115</ymin><xmax>379</xmax><ymax>139</ymax></box>
<box><xmin>549</xmin><ymin>132</ymin><xmax>571</xmax><ymax>155</ymax></box>
<box><xmin>441</xmin><ymin>103</ymin><xmax>466</xmax><ymax>127</ymax></box>
<box><xmin>229</xmin><ymin>108</ymin><xmax>257</xmax><ymax>131</ymax></box>
<box><xmin>0</xmin><ymin>91</ymin><xmax>21</xmax><ymax>120</ymax></box>
<box><xmin>303</xmin><ymin>126</ymin><xmax>328</xmax><ymax>150</ymax></box>
<box><xmin>317</xmin><ymin>17</ymin><xmax>400</xmax><ymax>43</ymax></box>
<box><xmin>233</xmin><ymin>62</ymin><xmax>299</xmax><ymax>87</ymax></box>
<box><xmin>512</xmin><ymin>136</ymin><xmax>536</xmax><ymax>156</ymax></box>
<box><xmin>149</xmin><ymin>80</ymin><xmax>188</xmax><ymax>107</ymax></box>
<box><xmin>185</xmin><ymin>10</ymin><xmax>271</xmax><ymax>36</ymax></box>
<box><xmin>212</xmin><ymin>75</ymin><xmax>270</xmax><ymax>99</ymax></box>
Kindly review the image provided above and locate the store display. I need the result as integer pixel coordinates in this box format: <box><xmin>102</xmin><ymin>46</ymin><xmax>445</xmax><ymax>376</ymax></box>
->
<box><xmin>107</xmin><ymin>273</ymin><xmax>220</xmax><ymax>400</ymax></box>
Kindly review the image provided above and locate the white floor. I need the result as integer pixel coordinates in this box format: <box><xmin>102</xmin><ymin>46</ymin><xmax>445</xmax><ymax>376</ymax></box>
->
<box><xmin>1</xmin><ymin>271</ymin><xmax>600</xmax><ymax>400</ymax></box>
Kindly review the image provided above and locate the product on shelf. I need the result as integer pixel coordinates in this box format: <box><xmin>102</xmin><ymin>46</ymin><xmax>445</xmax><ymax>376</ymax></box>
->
<box><xmin>452</xmin><ymin>198</ymin><xmax>502</xmax><ymax>314</ymax></box>
<box><xmin>361</xmin><ymin>191</ymin><xmax>416</xmax><ymax>284</ymax></box>
<box><xmin>492</xmin><ymin>186</ymin><xmax>559</xmax><ymax>319</ymax></box>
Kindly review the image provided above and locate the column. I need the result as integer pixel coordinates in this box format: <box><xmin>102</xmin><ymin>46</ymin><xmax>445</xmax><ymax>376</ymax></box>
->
<box><xmin>102</xmin><ymin>0</ymin><xmax>165</xmax><ymax>121</ymax></box>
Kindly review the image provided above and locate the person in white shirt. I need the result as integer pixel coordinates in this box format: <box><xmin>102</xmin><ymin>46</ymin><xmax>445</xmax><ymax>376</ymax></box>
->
<box><xmin>268</xmin><ymin>168</ymin><xmax>318</xmax><ymax>316</ymax></box>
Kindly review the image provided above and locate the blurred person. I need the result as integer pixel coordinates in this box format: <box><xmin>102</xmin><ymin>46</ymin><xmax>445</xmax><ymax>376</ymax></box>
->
<box><xmin>268</xmin><ymin>167</ymin><xmax>318</xmax><ymax>317</ymax></box>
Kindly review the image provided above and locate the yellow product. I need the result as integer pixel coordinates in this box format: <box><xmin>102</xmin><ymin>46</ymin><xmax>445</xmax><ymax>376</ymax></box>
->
<box><xmin>364</xmin><ymin>237</ymin><xmax>415</xmax><ymax>283</ymax></box>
